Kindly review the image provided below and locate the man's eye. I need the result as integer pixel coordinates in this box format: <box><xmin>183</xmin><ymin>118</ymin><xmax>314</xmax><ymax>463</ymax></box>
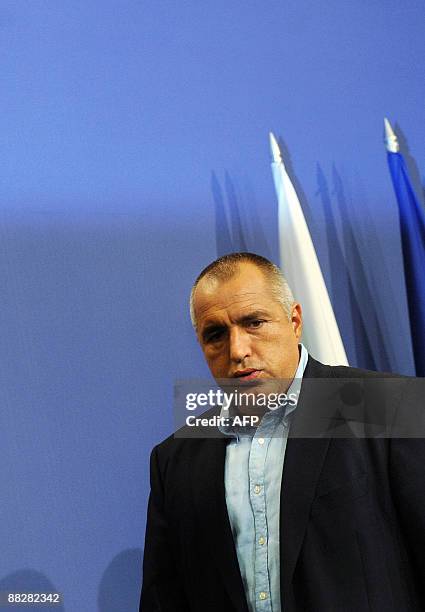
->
<box><xmin>247</xmin><ymin>319</ymin><xmax>265</xmax><ymax>328</ymax></box>
<box><xmin>206</xmin><ymin>330</ymin><xmax>225</xmax><ymax>342</ymax></box>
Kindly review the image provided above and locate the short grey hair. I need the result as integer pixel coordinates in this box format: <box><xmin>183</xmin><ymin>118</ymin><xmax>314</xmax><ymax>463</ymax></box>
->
<box><xmin>189</xmin><ymin>252</ymin><xmax>295</xmax><ymax>330</ymax></box>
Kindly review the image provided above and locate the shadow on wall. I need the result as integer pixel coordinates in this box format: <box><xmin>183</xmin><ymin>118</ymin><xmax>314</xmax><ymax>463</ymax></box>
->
<box><xmin>224</xmin><ymin>171</ymin><xmax>247</xmax><ymax>252</ymax></box>
<box><xmin>0</xmin><ymin>570</ymin><xmax>64</xmax><ymax>611</ymax></box>
<box><xmin>315</xmin><ymin>163</ymin><xmax>359</xmax><ymax>366</ymax></box>
<box><xmin>211</xmin><ymin>171</ymin><xmax>271</xmax><ymax>260</ymax></box>
<box><xmin>211</xmin><ymin>171</ymin><xmax>233</xmax><ymax>256</ymax></box>
<box><xmin>0</xmin><ymin>550</ymin><xmax>143</xmax><ymax>612</ymax></box>
<box><xmin>98</xmin><ymin>548</ymin><xmax>142</xmax><ymax>612</ymax></box>
<box><xmin>315</xmin><ymin>163</ymin><xmax>392</xmax><ymax>372</ymax></box>
<box><xmin>331</xmin><ymin>165</ymin><xmax>394</xmax><ymax>372</ymax></box>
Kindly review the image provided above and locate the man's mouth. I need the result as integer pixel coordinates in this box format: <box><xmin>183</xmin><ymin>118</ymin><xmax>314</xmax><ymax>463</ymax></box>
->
<box><xmin>233</xmin><ymin>369</ymin><xmax>261</xmax><ymax>380</ymax></box>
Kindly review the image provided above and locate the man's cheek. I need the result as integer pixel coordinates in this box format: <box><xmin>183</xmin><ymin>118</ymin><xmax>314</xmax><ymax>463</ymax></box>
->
<box><xmin>206</xmin><ymin>356</ymin><xmax>223</xmax><ymax>375</ymax></box>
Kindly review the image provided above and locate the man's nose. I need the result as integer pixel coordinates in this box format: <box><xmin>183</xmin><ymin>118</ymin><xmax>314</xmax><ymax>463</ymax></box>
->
<box><xmin>228</xmin><ymin>327</ymin><xmax>251</xmax><ymax>363</ymax></box>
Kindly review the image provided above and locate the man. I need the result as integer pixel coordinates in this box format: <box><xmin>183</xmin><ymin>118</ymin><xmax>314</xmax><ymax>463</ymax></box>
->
<box><xmin>140</xmin><ymin>252</ymin><xmax>425</xmax><ymax>611</ymax></box>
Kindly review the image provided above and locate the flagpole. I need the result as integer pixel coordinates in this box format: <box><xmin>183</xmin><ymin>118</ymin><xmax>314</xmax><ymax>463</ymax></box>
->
<box><xmin>384</xmin><ymin>118</ymin><xmax>425</xmax><ymax>375</ymax></box>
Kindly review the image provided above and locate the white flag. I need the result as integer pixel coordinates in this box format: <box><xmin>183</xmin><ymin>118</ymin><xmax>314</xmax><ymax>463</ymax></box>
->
<box><xmin>269</xmin><ymin>132</ymin><xmax>348</xmax><ymax>366</ymax></box>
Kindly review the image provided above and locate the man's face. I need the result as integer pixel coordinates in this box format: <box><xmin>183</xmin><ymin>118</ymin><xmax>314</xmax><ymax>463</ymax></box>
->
<box><xmin>193</xmin><ymin>263</ymin><xmax>302</xmax><ymax>387</ymax></box>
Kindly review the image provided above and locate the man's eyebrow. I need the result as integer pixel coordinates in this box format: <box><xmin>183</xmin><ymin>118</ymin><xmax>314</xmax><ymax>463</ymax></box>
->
<box><xmin>237</xmin><ymin>309</ymin><xmax>271</xmax><ymax>322</ymax></box>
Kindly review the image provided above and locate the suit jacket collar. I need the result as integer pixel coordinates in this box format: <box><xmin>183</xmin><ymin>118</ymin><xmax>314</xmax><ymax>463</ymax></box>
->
<box><xmin>303</xmin><ymin>353</ymin><xmax>333</xmax><ymax>379</ymax></box>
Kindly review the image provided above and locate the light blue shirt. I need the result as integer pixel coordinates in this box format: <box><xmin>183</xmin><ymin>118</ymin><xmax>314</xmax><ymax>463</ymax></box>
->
<box><xmin>220</xmin><ymin>344</ymin><xmax>309</xmax><ymax>612</ymax></box>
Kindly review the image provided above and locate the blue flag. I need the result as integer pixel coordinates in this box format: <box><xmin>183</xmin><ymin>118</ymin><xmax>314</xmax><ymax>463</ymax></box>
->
<box><xmin>387</xmin><ymin>148</ymin><xmax>425</xmax><ymax>375</ymax></box>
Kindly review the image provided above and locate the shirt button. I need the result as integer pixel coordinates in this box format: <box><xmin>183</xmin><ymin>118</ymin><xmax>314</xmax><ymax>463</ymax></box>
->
<box><xmin>253</xmin><ymin>484</ymin><xmax>262</xmax><ymax>494</ymax></box>
<box><xmin>258</xmin><ymin>437</ymin><xmax>265</xmax><ymax>445</ymax></box>
<box><xmin>259</xmin><ymin>592</ymin><xmax>268</xmax><ymax>600</ymax></box>
<box><xmin>258</xmin><ymin>536</ymin><xmax>265</xmax><ymax>545</ymax></box>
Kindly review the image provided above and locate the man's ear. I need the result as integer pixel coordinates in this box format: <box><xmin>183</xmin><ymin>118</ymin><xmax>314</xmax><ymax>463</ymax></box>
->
<box><xmin>291</xmin><ymin>303</ymin><xmax>303</xmax><ymax>339</ymax></box>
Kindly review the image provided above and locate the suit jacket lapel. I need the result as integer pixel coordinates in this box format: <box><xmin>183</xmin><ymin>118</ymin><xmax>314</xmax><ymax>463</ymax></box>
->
<box><xmin>280</xmin><ymin>437</ymin><xmax>330</xmax><ymax>589</ymax></box>
<box><xmin>191</xmin><ymin>436</ymin><xmax>249</xmax><ymax>612</ymax></box>
<box><xmin>280</xmin><ymin>356</ymin><xmax>332</xmax><ymax>590</ymax></box>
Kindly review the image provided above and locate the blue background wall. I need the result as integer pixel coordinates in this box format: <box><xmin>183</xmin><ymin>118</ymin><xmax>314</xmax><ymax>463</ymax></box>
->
<box><xmin>0</xmin><ymin>1</ymin><xmax>424</xmax><ymax>610</ymax></box>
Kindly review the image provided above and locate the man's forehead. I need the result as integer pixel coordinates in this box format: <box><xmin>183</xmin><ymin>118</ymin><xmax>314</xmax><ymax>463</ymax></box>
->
<box><xmin>193</xmin><ymin>265</ymin><xmax>276</xmax><ymax>321</ymax></box>
<box><xmin>195</xmin><ymin>262</ymin><xmax>266</xmax><ymax>295</ymax></box>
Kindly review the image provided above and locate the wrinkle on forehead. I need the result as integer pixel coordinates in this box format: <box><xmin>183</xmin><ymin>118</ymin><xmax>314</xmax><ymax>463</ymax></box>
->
<box><xmin>195</xmin><ymin>291</ymin><xmax>261</xmax><ymax>319</ymax></box>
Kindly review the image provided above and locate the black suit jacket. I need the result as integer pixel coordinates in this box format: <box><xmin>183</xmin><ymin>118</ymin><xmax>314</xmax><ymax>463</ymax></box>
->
<box><xmin>140</xmin><ymin>357</ymin><xmax>425</xmax><ymax>611</ymax></box>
